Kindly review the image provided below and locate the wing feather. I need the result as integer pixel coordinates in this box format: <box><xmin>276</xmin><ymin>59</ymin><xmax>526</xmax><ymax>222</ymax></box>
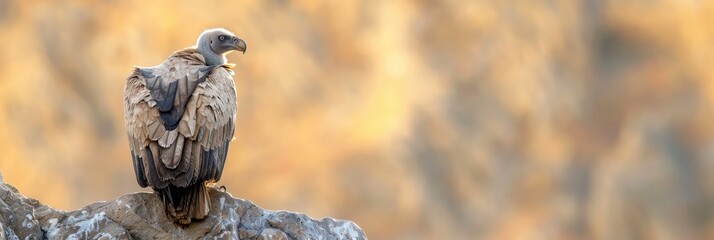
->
<box><xmin>191</xmin><ymin>67</ymin><xmax>236</xmax><ymax>182</ymax></box>
<box><xmin>124</xmin><ymin>48</ymin><xmax>235</xmax><ymax>189</ymax></box>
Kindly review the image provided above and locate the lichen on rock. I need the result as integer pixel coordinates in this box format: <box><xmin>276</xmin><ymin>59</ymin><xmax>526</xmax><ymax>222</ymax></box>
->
<box><xmin>0</xmin><ymin>174</ymin><xmax>367</xmax><ymax>239</ymax></box>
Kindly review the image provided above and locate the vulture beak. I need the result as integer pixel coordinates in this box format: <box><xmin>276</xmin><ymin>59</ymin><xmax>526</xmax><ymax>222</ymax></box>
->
<box><xmin>231</xmin><ymin>37</ymin><xmax>247</xmax><ymax>54</ymax></box>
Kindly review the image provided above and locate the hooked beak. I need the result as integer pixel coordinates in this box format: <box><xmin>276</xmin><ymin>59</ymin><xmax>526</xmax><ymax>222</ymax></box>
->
<box><xmin>231</xmin><ymin>37</ymin><xmax>247</xmax><ymax>54</ymax></box>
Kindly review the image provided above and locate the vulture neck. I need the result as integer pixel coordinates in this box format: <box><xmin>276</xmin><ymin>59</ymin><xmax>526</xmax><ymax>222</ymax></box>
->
<box><xmin>197</xmin><ymin>43</ymin><xmax>226</xmax><ymax>66</ymax></box>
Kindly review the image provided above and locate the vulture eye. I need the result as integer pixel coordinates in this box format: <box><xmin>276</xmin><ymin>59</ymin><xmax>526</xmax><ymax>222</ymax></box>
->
<box><xmin>219</xmin><ymin>35</ymin><xmax>225</xmax><ymax>41</ymax></box>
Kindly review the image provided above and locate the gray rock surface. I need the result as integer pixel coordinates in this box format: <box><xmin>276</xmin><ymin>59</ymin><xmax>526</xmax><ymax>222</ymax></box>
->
<box><xmin>0</xmin><ymin>176</ymin><xmax>366</xmax><ymax>239</ymax></box>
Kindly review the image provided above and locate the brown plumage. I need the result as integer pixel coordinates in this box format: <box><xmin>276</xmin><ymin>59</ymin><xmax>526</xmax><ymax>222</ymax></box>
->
<box><xmin>123</xmin><ymin>28</ymin><xmax>246</xmax><ymax>225</ymax></box>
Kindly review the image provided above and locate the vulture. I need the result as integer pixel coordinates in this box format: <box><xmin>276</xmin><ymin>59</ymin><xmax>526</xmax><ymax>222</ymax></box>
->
<box><xmin>123</xmin><ymin>28</ymin><xmax>246</xmax><ymax>225</ymax></box>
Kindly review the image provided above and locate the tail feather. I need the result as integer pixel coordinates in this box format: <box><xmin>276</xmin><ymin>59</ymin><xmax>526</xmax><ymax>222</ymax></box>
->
<box><xmin>157</xmin><ymin>183</ymin><xmax>210</xmax><ymax>225</ymax></box>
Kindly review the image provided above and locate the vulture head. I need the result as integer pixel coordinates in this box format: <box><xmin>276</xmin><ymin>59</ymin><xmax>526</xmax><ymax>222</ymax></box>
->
<box><xmin>197</xmin><ymin>28</ymin><xmax>247</xmax><ymax>65</ymax></box>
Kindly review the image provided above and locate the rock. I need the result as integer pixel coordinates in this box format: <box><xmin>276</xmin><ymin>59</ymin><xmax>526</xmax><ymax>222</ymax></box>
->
<box><xmin>0</xmin><ymin>176</ymin><xmax>367</xmax><ymax>239</ymax></box>
<box><xmin>0</xmin><ymin>181</ymin><xmax>46</xmax><ymax>240</ymax></box>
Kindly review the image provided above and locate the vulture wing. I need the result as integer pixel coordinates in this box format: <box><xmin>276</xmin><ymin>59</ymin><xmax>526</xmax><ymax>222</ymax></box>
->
<box><xmin>123</xmin><ymin>49</ymin><xmax>236</xmax><ymax>190</ymax></box>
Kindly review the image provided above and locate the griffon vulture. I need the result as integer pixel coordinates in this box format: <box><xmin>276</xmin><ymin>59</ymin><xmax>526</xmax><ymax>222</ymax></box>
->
<box><xmin>123</xmin><ymin>28</ymin><xmax>246</xmax><ymax>225</ymax></box>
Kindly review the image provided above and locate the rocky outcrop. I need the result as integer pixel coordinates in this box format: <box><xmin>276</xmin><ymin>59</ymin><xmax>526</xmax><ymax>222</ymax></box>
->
<box><xmin>0</xmin><ymin>173</ymin><xmax>366</xmax><ymax>239</ymax></box>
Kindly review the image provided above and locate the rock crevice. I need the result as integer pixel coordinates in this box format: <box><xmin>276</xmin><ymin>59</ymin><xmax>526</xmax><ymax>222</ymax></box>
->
<box><xmin>0</xmin><ymin>175</ymin><xmax>366</xmax><ymax>239</ymax></box>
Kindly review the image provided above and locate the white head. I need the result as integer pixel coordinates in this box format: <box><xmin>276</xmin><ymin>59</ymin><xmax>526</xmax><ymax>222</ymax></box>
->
<box><xmin>196</xmin><ymin>28</ymin><xmax>247</xmax><ymax>65</ymax></box>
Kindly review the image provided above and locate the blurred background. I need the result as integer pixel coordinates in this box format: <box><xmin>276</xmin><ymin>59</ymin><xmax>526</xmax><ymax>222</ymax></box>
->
<box><xmin>0</xmin><ymin>0</ymin><xmax>713</xmax><ymax>239</ymax></box>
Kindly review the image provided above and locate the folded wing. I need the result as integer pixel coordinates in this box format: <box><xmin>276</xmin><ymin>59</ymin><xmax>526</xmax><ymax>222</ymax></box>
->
<box><xmin>123</xmin><ymin>50</ymin><xmax>236</xmax><ymax>189</ymax></box>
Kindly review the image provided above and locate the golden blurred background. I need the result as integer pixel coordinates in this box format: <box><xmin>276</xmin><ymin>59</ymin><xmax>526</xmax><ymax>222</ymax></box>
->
<box><xmin>1</xmin><ymin>0</ymin><xmax>713</xmax><ymax>239</ymax></box>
